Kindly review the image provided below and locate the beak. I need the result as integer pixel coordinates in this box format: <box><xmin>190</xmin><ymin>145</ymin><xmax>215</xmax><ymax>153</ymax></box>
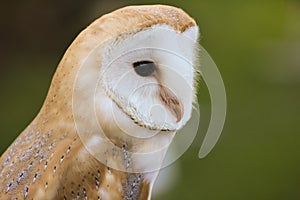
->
<box><xmin>159</xmin><ymin>86</ymin><xmax>183</xmax><ymax>123</ymax></box>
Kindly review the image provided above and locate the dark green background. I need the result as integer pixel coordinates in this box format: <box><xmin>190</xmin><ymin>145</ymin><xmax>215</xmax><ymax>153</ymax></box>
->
<box><xmin>0</xmin><ymin>1</ymin><xmax>299</xmax><ymax>199</ymax></box>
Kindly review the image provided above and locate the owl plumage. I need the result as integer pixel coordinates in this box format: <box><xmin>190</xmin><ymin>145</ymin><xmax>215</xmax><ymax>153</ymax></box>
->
<box><xmin>0</xmin><ymin>5</ymin><xmax>199</xmax><ymax>200</ymax></box>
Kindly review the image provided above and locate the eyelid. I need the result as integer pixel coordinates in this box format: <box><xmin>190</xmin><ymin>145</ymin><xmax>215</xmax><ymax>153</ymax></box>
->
<box><xmin>133</xmin><ymin>60</ymin><xmax>154</xmax><ymax>67</ymax></box>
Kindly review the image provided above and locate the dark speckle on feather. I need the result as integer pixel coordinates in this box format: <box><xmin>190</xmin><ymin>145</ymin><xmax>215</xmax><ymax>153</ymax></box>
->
<box><xmin>123</xmin><ymin>174</ymin><xmax>143</xmax><ymax>200</ymax></box>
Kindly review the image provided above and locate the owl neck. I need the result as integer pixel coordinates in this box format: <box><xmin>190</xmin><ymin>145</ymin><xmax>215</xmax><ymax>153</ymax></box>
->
<box><xmin>72</xmin><ymin>121</ymin><xmax>174</xmax><ymax>200</ymax></box>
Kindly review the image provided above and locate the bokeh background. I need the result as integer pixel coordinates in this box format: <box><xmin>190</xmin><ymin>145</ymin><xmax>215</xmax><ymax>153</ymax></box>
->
<box><xmin>0</xmin><ymin>1</ymin><xmax>299</xmax><ymax>199</ymax></box>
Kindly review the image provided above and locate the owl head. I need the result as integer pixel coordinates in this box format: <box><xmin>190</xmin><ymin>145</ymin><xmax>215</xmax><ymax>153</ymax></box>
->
<box><xmin>46</xmin><ymin>5</ymin><xmax>199</xmax><ymax>171</ymax></box>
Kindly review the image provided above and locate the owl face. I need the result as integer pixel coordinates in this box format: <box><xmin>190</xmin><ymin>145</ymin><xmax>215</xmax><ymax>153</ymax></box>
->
<box><xmin>98</xmin><ymin>25</ymin><xmax>199</xmax><ymax>135</ymax></box>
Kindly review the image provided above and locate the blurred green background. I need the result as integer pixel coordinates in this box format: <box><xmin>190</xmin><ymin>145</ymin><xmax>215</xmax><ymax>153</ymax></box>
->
<box><xmin>0</xmin><ymin>0</ymin><xmax>299</xmax><ymax>199</ymax></box>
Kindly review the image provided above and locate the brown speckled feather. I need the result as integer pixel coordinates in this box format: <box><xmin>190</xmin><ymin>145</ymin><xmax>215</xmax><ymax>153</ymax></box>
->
<box><xmin>0</xmin><ymin>5</ymin><xmax>196</xmax><ymax>200</ymax></box>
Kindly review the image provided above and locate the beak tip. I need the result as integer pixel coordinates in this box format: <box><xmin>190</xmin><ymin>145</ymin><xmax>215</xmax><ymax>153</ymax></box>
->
<box><xmin>174</xmin><ymin>106</ymin><xmax>184</xmax><ymax>123</ymax></box>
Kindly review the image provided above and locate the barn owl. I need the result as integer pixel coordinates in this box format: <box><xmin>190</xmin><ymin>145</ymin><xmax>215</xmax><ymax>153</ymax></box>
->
<box><xmin>0</xmin><ymin>5</ymin><xmax>199</xmax><ymax>200</ymax></box>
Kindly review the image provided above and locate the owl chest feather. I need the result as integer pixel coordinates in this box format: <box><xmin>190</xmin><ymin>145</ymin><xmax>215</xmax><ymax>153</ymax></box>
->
<box><xmin>0</xmin><ymin>124</ymin><xmax>152</xmax><ymax>200</ymax></box>
<box><xmin>49</xmin><ymin>139</ymin><xmax>152</xmax><ymax>200</ymax></box>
